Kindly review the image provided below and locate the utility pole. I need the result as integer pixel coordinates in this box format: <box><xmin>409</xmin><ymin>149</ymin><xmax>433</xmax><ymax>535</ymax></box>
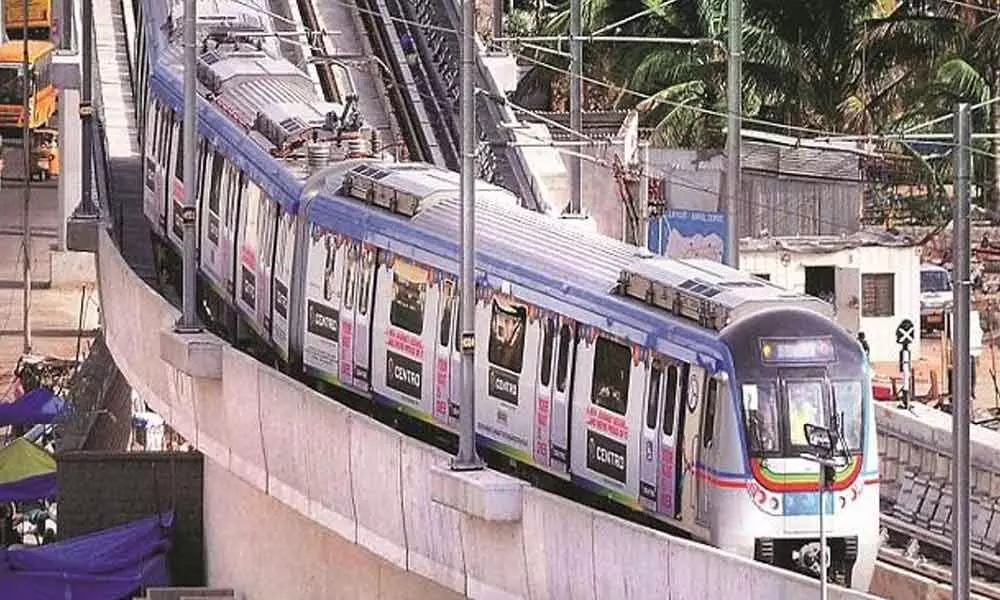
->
<box><xmin>175</xmin><ymin>0</ymin><xmax>200</xmax><ymax>332</ymax></box>
<box><xmin>78</xmin><ymin>0</ymin><xmax>96</xmax><ymax>217</ymax></box>
<box><xmin>452</xmin><ymin>0</ymin><xmax>483</xmax><ymax>471</ymax></box>
<box><xmin>952</xmin><ymin>102</ymin><xmax>971</xmax><ymax>600</ymax></box>
<box><xmin>724</xmin><ymin>0</ymin><xmax>742</xmax><ymax>268</ymax></box>
<box><xmin>492</xmin><ymin>0</ymin><xmax>502</xmax><ymax>42</ymax></box>
<box><xmin>568</xmin><ymin>0</ymin><xmax>582</xmax><ymax>214</ymax></box>
<box><xmin>21</xmin><ymin>0</ymin><xmax>32</xmax><ymax>355</ymax></box>
<box><xmin>638</xmin><ymin>141</ymin><xmax>649</xmax><ymax>249</ymax></box>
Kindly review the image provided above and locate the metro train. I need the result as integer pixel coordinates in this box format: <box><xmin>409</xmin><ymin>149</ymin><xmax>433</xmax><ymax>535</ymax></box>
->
<box><xmin>134</xmin><ymin>0</ymin><xmax>880</xmax><ymax>588</ymax></box>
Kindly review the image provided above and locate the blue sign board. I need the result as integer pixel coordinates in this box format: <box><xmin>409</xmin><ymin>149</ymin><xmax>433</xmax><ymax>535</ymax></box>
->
<box><xmin>647</xmin><ymin>210</ymin><xmax>729</xmax><ymax>263</ymax></box>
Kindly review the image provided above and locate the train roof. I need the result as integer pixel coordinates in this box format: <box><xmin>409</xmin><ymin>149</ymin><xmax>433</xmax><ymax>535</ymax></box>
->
<box><xmin>305</xmin><ymin>161</ymin><xmax>837</xmax><ymax>366</ymax></box>
<box><xmin>145</xmin><ymin>0</ymin><xmax>376</xmax><ymax>191</ymax></box>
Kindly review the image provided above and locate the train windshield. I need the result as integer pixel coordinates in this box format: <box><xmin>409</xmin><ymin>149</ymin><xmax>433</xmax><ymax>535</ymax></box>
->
<box><xmin>743</xmin><ymin>376</ymin><xmax>863</xmax><ymax>457</ymax></box>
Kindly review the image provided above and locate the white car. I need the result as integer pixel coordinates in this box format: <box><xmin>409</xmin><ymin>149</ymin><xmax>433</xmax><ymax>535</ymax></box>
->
<box><xmin>920</xmin><ymin>264</ymin><xmax>952</xmax><ymax>331</ymax></box>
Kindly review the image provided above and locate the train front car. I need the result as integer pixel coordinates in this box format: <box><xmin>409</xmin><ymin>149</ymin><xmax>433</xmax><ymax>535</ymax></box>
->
<box><xmin>716</xmin><ymin>307</ymin><xmax>879</xmax><ymax>590</ymax></box>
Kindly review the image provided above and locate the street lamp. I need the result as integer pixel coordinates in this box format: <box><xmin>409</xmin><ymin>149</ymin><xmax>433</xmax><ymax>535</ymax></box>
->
<box><xmin>800</xmin><ymin>422</ymin><xmax>846</xmax><ymax>600</ymax></box>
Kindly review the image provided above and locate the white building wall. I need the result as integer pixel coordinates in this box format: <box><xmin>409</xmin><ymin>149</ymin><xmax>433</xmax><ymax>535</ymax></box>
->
<box><xmin>740</xmin><ymin>244</ymin><xmax>922</xmax><ymax>363</ymax></box>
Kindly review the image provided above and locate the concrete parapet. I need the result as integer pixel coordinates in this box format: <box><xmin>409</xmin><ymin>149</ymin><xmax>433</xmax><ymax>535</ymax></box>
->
<box><xmin>146</xmin><ymin>589</ymin><xmax>234</xmax><ymax>600</ymax></box>
<box><xmin>98</xmin><ymin>228</ymin><xmax>881</xmax><ymax>600</ymax></box>
<box><xmin>159</xmin><ymin>329</ymin><xmax>224</xmax><ymax>380</ymax></box>
<box><xmin>50</xmin><ymin>250</ymin><xmax>97</xmax><ymax>288</ymax></box>
<box><xmin>431</xmin><ymin>465</ymin><xmax>524</xmax><ymax>522</ymax></box>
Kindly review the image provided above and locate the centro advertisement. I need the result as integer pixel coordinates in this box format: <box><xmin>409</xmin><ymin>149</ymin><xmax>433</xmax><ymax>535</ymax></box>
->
<box><xmin>303</xmin><ymin>224</ymin><xmax>344</xmax><ymax>383</ymax></box>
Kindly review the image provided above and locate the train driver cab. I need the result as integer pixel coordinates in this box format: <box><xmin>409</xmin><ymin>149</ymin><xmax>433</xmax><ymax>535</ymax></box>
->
<box><xmin>719</xmin><ymin>307</ymin><xmax>875</xmax><ymax>586</ymax></box>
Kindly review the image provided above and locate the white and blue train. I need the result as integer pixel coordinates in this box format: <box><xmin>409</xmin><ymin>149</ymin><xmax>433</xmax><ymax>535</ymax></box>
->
<box><xmin>134</xmin><ymin>0</ymin><xmax>880</xmax><ymax>588</ymax></box>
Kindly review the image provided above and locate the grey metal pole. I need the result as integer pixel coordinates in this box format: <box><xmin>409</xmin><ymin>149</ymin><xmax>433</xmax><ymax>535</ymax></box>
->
<box><xmin>952</xmin><ymin>102</ymin><xmax>971</xmax><ymax>600</ymax></box>
<box><xmin>568</xmin><ymin>0</ymin><xmax>582</xmax><ymax>214</ymax></box>
<box><xmin>819</xmin><ymin>475</ymin><xmax>827</xmax><ymax>600</ymax></box>
<box><xmin>724</xmin><ymin>0</ymin><xmax>741</xmax><ymax>267</ymax></box>
<box><xmin>175</xmin><ymin>0</ymin><xmax>200</xmax><ymax>332</ymax></box>
<box><xmin>77</xmin><ymin>0</ymin><xmax>96</xmax><ymax>216</ymax></box>
<box><xmin>452</xmin><ymin>0</ymin><xmax>483</xmax><ymax>471</ymax></box>
<box><xmin>638</xmin><ymin>142</ymin><xmax>649</xmax><ymax>249</ymax></box>
<box><xmin>60</xmin><ymin>0</ymin><xmax>73</xmax><ymax>50</ymax></box>
<box><xmin>492</xmin><ymin>0</ymin><xmax>502</xmax><ymax>43</ymax></box>
<box><xmin>21</xmin><ymin>0</ymin><xmax>31</xmax><ymax>355</ymax></box>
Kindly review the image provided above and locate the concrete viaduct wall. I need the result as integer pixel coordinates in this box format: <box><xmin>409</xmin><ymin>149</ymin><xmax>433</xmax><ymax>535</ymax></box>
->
<box><xmin>96</xmin><ymin>228</ymin><xmax>876</xmax><ymax>600</ymax></box>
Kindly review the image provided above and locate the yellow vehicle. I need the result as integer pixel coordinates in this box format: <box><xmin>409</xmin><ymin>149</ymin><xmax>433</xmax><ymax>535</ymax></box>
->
<box><xmin>4</xmin><ymin>0</ymin><xmax>54</xmax><ymax>41</ymax></box>
<box><xmin>0</xmin><ymin>40</ymin><xmax>58</xmax><ymax>128</ymax></box>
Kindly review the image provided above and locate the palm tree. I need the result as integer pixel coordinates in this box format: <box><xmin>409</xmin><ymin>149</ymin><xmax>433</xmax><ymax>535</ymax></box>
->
<box><xmin>865</xmin><ymin>0</ymin><xmax>1000</xmax><ymax>216</ymax></box>
<box><xmin>521</xmin><ymin>0</ymin><xmax>927</xmax><ymax>146</ymax></box>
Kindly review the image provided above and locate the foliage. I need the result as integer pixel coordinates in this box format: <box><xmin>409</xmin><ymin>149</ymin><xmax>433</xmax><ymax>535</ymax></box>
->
<box><xmin>511</xmin><ymin>0</ymin><xmax>1000</xmax><ymax>220</ymax></box>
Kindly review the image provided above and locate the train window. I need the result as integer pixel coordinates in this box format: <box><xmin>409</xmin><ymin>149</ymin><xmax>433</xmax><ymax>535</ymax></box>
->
<box><xmin>208</xmin><ymin>152</ymin><xmax>224</xmax><ymax>214</ymax></box>
<box><xmin>322</xmin><ymin>235</ymin><xmax>337</xmax><ymax>302</ymax></box>
<box><xmin>540</xmin><ymin>318</ymin><xmax>555</xmax><ymax>387</ymax></box>
<box><xmin>357</xmin><ymin>247</ymin><xmax>376</xmax><ymax>316</ymax></box>
<box><xmin>662</xmin><ymin>365</ymin><xmax>678</xmax><ymax>436</ymax></box>
<box><xmin>786</xmin><ymin>379</ymin><xmax>826</xmax><ymax>447</ymax></box>
<box><xmin>157</xmin><ymin>110</ymin><xmax>171</xmax><ymax>164</ymax></box>
<box><xmin>197</xmin><ymin>141</ymin><xmax>209</xmax><ymax>192</ymax></box>
<box><xmin>556</xmin><ymin>323</ymin><xmax>572</xmax><ymax>393</ymax></box>
<box><xmin>832</xmin><ymin>380</ymin><xmax>863</xmax><ymax>452</ymax></box>
<box><xmin>389</xmin><ymin>260</ymin><xmax>428</xmax><ymax>335</ymax></box>
<box><xmin>591</xmin><ymin>336</ymin><xmax>630</xmax><ymax>416</ymax></box>
<box><xmin>454</xmin><ymin>296</ymin><xmax>462</xmax><ymax>349</ymax></box>
<box><xmin>488</xmin><ymin>298</ymin><xmax>528</xmax><ymax>374</ymax></box>
<box><xmin>225</xmin><ymin>168</ymin><xmax>244</xmax><ymax>225</ymax></box>
<box><xmin>742</xmin><ymin>383</ymin><xmax>779</xmax><ymax>454</ymax></box>
<box><xmin>174</xmin><ymin>124</ymin><xmax>185</xmax><ymax>182</ymax></box>
<box><xmin>646</xmin><ymin>364</ymin><xmax>662</xmax><ymax>429</ymax></box>
<box><xmin>439</xmin><ymin>281</ymin><xmax>455</xmax><ymax>347</ymax></box>
<box><xmin>343</xmin><ymin>244</ymin><xmax>359</xmax><ymax>311</ymax></box>
<box><xmin>702</xmin><ymin>379</ymin><xmax>718</xmax><ymax>448</ymax></box>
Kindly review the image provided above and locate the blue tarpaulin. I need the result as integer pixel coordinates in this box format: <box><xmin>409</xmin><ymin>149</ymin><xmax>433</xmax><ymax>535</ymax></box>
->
<box><xmin>0</xmin><ymin>513</ymin><xmax>174</xmax><ymax>600</ymax></box>
<box><xmin>0</xmin><ymin>472</ymin><xmax>57</xmax><ymax>502</ymax></box>
<box><xmin>0</xmin><ymin>388</ymin><xmax>67</xmax><ymax>427</ymax></box>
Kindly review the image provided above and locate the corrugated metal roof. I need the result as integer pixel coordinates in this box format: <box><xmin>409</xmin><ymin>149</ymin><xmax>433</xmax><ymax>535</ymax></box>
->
<box><xmin>741</xmin><ymin>230</ymin><xmax>916</xmax><ymax>254</ymax></box>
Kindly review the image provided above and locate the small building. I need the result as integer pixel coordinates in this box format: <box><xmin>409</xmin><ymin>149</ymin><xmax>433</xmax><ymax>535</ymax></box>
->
<box><xmin>740</xmin><ymin>232</ymin><xmax>922</xmax><ymax>363</ymax></box>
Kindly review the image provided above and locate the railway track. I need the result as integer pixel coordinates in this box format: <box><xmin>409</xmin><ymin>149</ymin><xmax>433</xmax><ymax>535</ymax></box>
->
<box><xmin>880</xmin><ymin>513</ymin><xmax>1000</xmax><ymax>598</ymax></box>
<box><xmin>396</xmin><ymin>0</ymin><xmax>541</xmax><ymax>209</ymax></box>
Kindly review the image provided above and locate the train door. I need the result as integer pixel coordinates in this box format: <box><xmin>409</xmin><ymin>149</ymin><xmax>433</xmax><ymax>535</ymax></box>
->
<box><xmin>533</xmin><ymin>317</ymin><xmax>556</xmax><ymax>467</ymax></box>
<box><xmin>165</xmin><ymin>120</ymin><xmax>185</xmax><ymax>250</ymax></box>
<box><xmin>679</xmin><ymin>365</ymin><xmax>710</xmax><ymax>536</ymax></box>
<box><xmin>199</xmin><ymin>151</ymin><xmax>226</xmax><ymax>293</ymax></box>
<box><xmin>302</xmin><ymin>226</ymin><xmax>345</xmax><ymax>384</ymax></box>
<box><xmin>370</xmin><ymin>256</ymin><xmax>437</xmax><ymax>416</ymax></box>
<box><xmin>698</xmin><ymin>375</ymin><xmax>724</xmax><ymax>523</ymax></box>
<box><xmin>658</xmin><ymin>362</ymin><xmax>683</xmax><ymax>517</ymax></box>
<box><xmin>549</xmin><ymin>320</ymin><xmax>574</xmax><ymax>470</ymax></box>
<box><xmin>639</xmin><ymin>360</ymin><xmax>664</xmax><ymax>511</ymax></box>
<box><xmin>220</xmin><ymin>164</ymin><xmax>242</xmax><ymax>298</ymax></box>
<box><xmin>234</xmin><ymin>181</ymin><xmax>267</xmax><ymax>336</ymax></box>
<box><xmin>351</xmin><ymin>244</ymin><xmax>377</xmax><ymax>389</ymax></box>
<box><xmin>432</xmin><ymin>280</ymin><xmax>457</xmax><ymax>426</ymax></box>
<box><xmin>143</xmin><ymin>100</ymin><xmax>167</xmax><ymax>235</ymax></box>
<box><xmin>336</xmin><ymin>241</ymin><xmax>369</xmax><ymax>389</ymax></box>
<box><xmin>570</xmin><ymin>332</ymin><xmax>642</xmax><ymax>497</ymax></box>
<box><xmin>256</xmin><ymin>195</ymin><xmax>279</xmax><ymax>335</ymax></box>
<box><xmin>271</xmin><ymin>210</ymin><xmax>296</xmax><ymax>362</ymax></box>
<box><xmin>475</xmin><ymin>292</ymin><xmax>541</xmax><ymax>462</ymax></box>
<box><xmin>449</xmin><ymin>294</ymin><xmax>462</xmax><ymax>425</ymax></box>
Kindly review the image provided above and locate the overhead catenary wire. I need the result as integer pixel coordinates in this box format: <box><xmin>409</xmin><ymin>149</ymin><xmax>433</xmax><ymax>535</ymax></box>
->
<box><xmin>266</xmin><ymin>0</ymin><xmax>1000</xmax><ymax>151</ymax></box>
